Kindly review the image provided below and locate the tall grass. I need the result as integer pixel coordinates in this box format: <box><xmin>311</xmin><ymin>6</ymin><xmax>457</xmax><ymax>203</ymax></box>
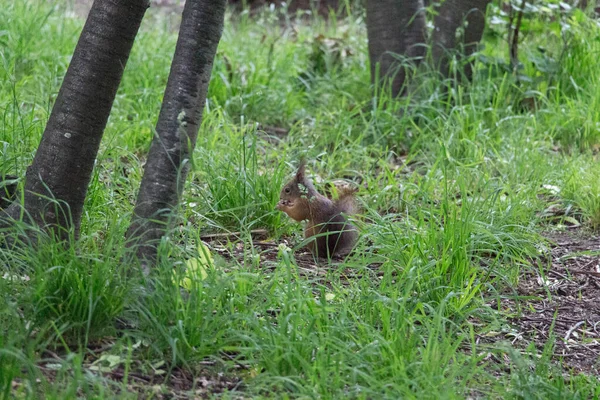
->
<box><xmin>1</xmin><ymin>0</ymin><xmax>600</xmax><ymax>397</ymax></box>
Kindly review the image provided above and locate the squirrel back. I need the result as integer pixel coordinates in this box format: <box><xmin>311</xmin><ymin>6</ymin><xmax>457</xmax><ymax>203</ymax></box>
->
<box><xmin>276</xmin><ymin>161</ymin><xmax>357</xmax><ymax>258</ymax></box>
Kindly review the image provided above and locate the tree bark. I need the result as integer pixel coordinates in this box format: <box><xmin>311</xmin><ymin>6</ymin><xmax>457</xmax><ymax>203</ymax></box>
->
<box><xmin>126</xmin><ymin>0</ymin><xmax>226</xmax><ymax>266</ymax></box>
<box><xmin>2</xmin><ymin>0</ymin><xmax>148</xmax><ymax>239</ymax></box>
<box><xmin>366</xmin><ymin>0</ymin><xmax>426</xmax><ymax>98</ymax></box>
<box><xmin>431</xmin><ymin>0</ymin><xmax>491</xmax><ymax>80</ymax></box>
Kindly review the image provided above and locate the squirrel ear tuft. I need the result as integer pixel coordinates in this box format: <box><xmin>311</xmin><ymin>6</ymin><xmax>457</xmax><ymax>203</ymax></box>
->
<box><xmin>295</xmin><ymin>159</ymin><xmax>307</xmax><ymax>182</ymax></box>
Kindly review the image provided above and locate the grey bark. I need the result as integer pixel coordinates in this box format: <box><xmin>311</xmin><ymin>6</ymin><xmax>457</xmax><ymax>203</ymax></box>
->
<box><xmin>126</xmin><ymin>0</ymin><xmax>226</xmax><ymax>266</ymax></box>
<box><xmin>1</xmin><ymin>0</ymin><xmax>148</xmax><ymax>239</ymax></box>
<box><xmin>431</xmin><ymin>0</ymin><xmax>491</xmax><ymax>80</ymax></box>
<box><xmin>366</xmin><ymin>0</ymin><xmax>427</xmax><ymax>97</ymax></box>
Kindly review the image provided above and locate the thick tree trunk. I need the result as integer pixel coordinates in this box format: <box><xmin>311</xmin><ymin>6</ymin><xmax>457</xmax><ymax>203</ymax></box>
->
<box><xmin>431</xmin><ymin>0</ymin><xmax>491</xmax><ymax>80</ymax></box>
<box><xmin>366</xmin><ymin>0</ymin><xmax>426</xmax><ymax>98</ymax></box>
<box><xmin>2</xmin><ymin>0</ymin><xmax>148</xmax><ymax>239</ymax></box>
<box><xmin>126</xmin><ymin>0</ymin><xmax>226</xmax><ymax>266</ymax></box>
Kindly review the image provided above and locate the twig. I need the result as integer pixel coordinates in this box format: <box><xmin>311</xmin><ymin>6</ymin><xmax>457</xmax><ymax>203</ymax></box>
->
<box><xmin>219</xmin><ymin>351</ymin><xmax>249</xmax><ymax>370</ymax></box>
<box><xmin>297</xmin><ymin>266</ymin><xmax>326</xmax><ymax>276</ymax></box>
<box><xmin>548</xmin><ymin>269</ymin><xmax>572</xmax><ymax>281</ymax></box>
<box><xmin>581</xmin><ymin>258</ymin><xmax>599</xmax><ymax>270</ymax></box>
<box><xmin>200</xmin><ymin>229</ymin><xmax>268</xmax><ymax>242</ymax></box>
<box><xmin>510</xmin><ymin>0</ymin><xmax>527</xmax><ymax>72</ymax></box>
<box><xmin>41</xmin><ymin>349</ymin><xmax>63</xmax><ymax>361</ymax></box>
<box><xmin>564</xmin><ymin>321</ymin><xmax>585</xmax><ymax>342</ymax></box>
<box><xmin>569</xmin><ymin>269</ymin><xmax>600</xmax><ymax>278</ymax></box>
<box><xmin>109</xmin><ymin>370</ymin><xmax>152</xmax><ymax>383</ymax></box>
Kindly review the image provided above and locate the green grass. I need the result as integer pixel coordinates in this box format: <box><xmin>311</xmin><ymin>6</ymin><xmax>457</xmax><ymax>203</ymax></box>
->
<box><xmin>2</xmin><ymin>0</ymin><xmax>600</xmax><ymax>398</ymax></box>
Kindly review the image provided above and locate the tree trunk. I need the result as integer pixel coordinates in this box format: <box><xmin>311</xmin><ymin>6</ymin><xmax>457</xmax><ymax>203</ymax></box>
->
<box><xmin>1</xmin><ymin>0</ymin><xmax>148</xmax><ymax>239</ymax></box>
<box><xmin>431</xmin><ymin>0</ymin><xmax>491</xmax><ymax>80</ymax></box>
<box><xmin>366</xmin><ymin>0</ymin><xmax>426</xmax><ymax>98</ymax></box>
<box><xmin>126</xmin><ymin>0</ymin><xmax>226</xmax><ymax>267</ymax></box>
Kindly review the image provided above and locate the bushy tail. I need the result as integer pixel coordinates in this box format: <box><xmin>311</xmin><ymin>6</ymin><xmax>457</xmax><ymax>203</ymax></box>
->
<box><xmin>333</xmin><ymin>183</ymin><xmax>358</xmax><ymax>215</ymax></box>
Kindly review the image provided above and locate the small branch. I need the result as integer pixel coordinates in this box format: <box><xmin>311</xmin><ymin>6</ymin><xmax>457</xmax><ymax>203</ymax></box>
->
<box><xmin>564</xmin><ymin>321</ymin><xmax>585</xmax><ymax>342</ymax></box>
<box><xmin>510</xmin><ymin>0</ymin><xmax>527</xmax><ymax>72</ymax></box>
<box><xmin>507</xmin><ymin>0</ymin><xmax>514</xmax><ymax>46</ymax></box>
<box><xmin>569</xmin><ymin>269</ymin><xmax>600</xmax><ymax>278</ymax></box>
<box><xmin>200</xmin><ymin>229</ymin><xmax>268</xmax><ymax>242</ymax></box>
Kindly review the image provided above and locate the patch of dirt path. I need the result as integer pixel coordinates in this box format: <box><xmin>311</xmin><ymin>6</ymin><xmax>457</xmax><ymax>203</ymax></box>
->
<box><xmin>500</xmin><ymin>229</ymin><xmax>600</xmax><ymax>374</ymax></box>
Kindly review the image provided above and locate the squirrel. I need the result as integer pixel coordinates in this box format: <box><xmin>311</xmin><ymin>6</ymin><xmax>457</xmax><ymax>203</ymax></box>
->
<box><xmin>276</xmin><ymin>161</ymin><xmax>358</xmax><ymax>258</ymax></box>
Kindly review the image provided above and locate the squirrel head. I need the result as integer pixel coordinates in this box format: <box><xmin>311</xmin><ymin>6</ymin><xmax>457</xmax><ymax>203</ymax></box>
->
<box><xmin>276</xmin><ymin>160</ymin><xmax>317</xmax><ymax>222</ymax></box>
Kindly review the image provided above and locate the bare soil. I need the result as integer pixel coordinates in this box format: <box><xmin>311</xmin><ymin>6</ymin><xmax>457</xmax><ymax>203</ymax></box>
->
<box><xmin>209</xmin><ymin>227</ymin><xmax>600</xmax><ymax>378</ymax></box>
<box><xmin>489</xmin><ymin>228</ymin><xmax>600</xmax><ymax>374</ymax></box>
<box><xmin>18</xmin><ymin>228</ymin><xmax>600</xmax><ymax>397</ymax></box>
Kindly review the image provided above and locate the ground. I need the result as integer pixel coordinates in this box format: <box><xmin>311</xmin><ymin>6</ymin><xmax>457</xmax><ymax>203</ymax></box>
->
<box><xmin>4</xmin><ymin>0</ymin><xmax>600</xmax><ymax>398</ymax></box>
<box><xmin>10</xmin><ymin>228</ymin><xmax>600</xmax><ymax>397</ymax></box>
<box><xmin>500</xmin><ymin>229</ymin><xmax>600</xmax><ymax>375</ymax></box>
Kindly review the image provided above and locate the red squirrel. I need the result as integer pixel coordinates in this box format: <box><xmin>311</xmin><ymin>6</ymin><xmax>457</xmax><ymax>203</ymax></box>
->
<box><xmin>276</xmin><ymin>161</ymin><xmax>358</xmax><ymax>258</ymax></box>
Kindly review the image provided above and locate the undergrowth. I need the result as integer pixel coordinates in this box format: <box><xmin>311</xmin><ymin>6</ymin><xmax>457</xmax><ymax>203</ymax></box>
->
<box><xmin>1</xmin><ymin>0</ymin><xmax>600</xmax><ymax>398</ymax></box>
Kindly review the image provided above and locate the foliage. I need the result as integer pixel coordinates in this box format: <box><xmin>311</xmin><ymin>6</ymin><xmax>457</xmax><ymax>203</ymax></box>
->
<box><xmin>1</xmin><ymin>0</ymin><xmax>600</xmax><ymax>397</ymax></box>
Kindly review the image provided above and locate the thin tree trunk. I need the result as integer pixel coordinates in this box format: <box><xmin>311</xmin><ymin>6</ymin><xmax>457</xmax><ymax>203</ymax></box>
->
<box><xmin>509</xmin><ymin>0</ymin><xmax>527</xmax><ymax>72</ymax></box>
<box><xmin>431</xmin><ymin>0</ymin><xmax>491</xmax><ymax>80</ymax></box>
<box><xmin>366</xmin><ymin>0</ymin><xmax>426</xmax><ymax>98</ymax></box>
<box><xmin>2</xmin><ymin>0</ymin><xmax>148</xmax><ymax>239</ymax></box>
<box><xmin>126</xmin><ymin>0</ymin><xmax>226</xmax><ymax>267</ymax></box>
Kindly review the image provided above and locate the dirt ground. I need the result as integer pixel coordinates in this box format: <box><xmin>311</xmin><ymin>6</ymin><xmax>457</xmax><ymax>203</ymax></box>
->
<box><xmin>202</xmin><ymin>226</ymin><xmax>600</xmax><ymax>378</ymax></box>
<box><xmin>483</xmin><ymin>228</ymin><xmax>600</xmax><ymax>375</ymax></box>
<box><xmin>68</xmin><ymin>228</ymin><xmax>600</xmax><ymax>396</ymax></box>
<box><xmin>33</xmin><ymin>0</ymin><xmax>600</xmax><ymax>393</ymax></box>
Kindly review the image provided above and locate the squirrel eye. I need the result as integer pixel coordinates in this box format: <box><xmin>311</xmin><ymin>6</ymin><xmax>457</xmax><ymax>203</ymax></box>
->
<box><xmin>284</xmin><ymin>187</ymin><xmax>291</xmax><ymax>194</ymax></box>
